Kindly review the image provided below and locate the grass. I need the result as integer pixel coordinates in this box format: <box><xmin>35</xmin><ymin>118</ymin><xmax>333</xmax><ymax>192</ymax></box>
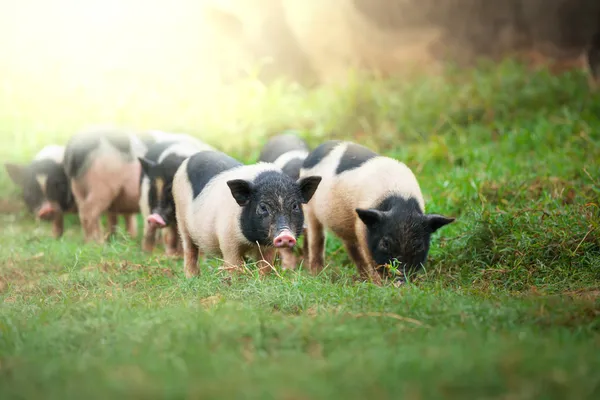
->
<box><xmin>1</xmin><ymin>59</ymin><xmax>600</xmax><ymax>399</ymax></box>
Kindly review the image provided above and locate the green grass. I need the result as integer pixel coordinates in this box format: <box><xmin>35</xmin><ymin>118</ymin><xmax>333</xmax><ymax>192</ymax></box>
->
<box><xmin>1</xmin><ymin>59</ymin><xmax>600</xmax><ymax>399</ymax></box>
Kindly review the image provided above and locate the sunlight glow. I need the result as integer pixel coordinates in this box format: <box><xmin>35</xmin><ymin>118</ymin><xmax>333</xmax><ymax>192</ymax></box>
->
<box><xmin>0</xmin><ymin>0</ymin><xmax>220</xmax><ymax>91</ymax></box>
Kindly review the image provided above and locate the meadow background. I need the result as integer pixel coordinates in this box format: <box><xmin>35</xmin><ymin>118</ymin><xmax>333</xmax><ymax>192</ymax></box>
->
<box><xmin>1</xmin><ymin>1</ymin><xmax>599</xmax><ymax>399</ymax></box>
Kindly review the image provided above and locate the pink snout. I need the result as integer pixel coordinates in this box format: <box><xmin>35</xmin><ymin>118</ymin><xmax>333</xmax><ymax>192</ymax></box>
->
<box><xmin>273</xmin><ymin>230</ymin><xmax>297</xmax><ymax>248</ymax></box>
<box><xmin>147</xmin><ymin>213</ymin><xmax>166</xmax><ymax>228</ymax></box>
<box><xmin>37</xmin><ymin>203</ymin><xmax>57</xmax><ymax>220</ymax></box>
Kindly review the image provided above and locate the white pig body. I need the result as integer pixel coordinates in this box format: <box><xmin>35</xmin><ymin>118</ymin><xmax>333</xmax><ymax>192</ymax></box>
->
<box><xmin>174</xmin><ymin>151</ymin><xmax>321</xmax><ymax>278</ymax></box>
<box><xmin>300</xmin><ymin>141</ymin><xmax>454</xmax><ymax>283</ymax></box>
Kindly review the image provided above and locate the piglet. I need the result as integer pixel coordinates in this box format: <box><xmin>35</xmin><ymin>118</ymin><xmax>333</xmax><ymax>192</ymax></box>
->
<box><xmin>258</xmin><ymin>132</ymin><xmax>311</xmax><ymax>269</ymax></box>
<box><xmin>299</xmin><ymin>140</ymin><xmax>455</xmax><ymax>284</ymax></box>
<box><xmin>64</xmin><ymin>129</ymin><xmax>149</xmax><ymax>242</ymax></box>
<box><xmin>138</xmin><ymin>136</ymin><xmax>215</xmax><ymax>255</ymax></box>
<box><xmin>5</xmin><ymin>145</ymin><xmax>76</xmax><ymax>238</ymax></box>
<box><xmin>173</xmin><ymin>150</ymin><xmax>321</xmax><ymax>278</ymax></box>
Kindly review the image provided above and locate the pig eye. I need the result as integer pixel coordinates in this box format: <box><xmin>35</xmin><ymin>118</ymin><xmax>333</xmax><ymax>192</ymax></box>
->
<box><xmin>258</xmin><ymin>203</ymin><xmax>269</xmax><ymax>215</ymax></box>
<box><xmin>292</xmin><ymin>203</ymin><xmax>300</xmax><ymax>213</ymax></box>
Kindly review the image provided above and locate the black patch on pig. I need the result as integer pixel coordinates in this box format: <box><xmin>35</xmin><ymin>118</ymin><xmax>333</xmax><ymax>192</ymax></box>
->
<box><xmin>64</xmin><ymin>136</ymin><xmax>100</xmax><ymax>178</ymax></box>
<box><xmin>281</xmin><ymin>156</ymin><xmax>305</xmax><ymax>180</ymax></box>
<box><xmin>137</xmin><ymin>133</ymin><xmax>158</xmax><ymax>149</ymax></box>
<box><xmin>187</xmin><ymin>151</ymin><xmax>242</xmax><ymax>199</ymax></box>
<box><xmin>302</xmin><ymin>140</ymin><xmax>342</xmax><ymax>170</ymax></box>
<box><xmin>105</xmin><ymin>134</ymin><xmax>132</xmax><ymax>155</ymax></box>
<box><xmin>335</xmin><ymin>143</ymin><xmax>378</xmax><ymax>175</ymax></box>
<box><xmin>144</xmin><ymin>153</ymin><xmax>190</xmax><ymax>226</ymax></box>
<box><xmin>41</xmin><ymin>160</ymin><xmax>75</xmax><ymax>212</ymax></box>
<box><xmin>144</xmin><ymin>141</ymin><xmax>178</xmax><ymax>163</ymax></box>
<box><xmin>64</xmin><ymin>130</ymin><xmax>133</xmax><ymax>178</ymax></box>
<box><xmin>230</xmin><ymin>170</ymin><xmax>321</xmax><ymax>246</ymax></box>
<box><xmin>138</xmin><ymin>140</ymin><xmax>178</xmax><ymax>185</ymax></box>
<box><xmin>6</xmin><ymin>159</ymin><xmax>74</xmax><ymax>214</ymax></box>
<box><xmin>259</xmin><ymin>133</ymin><xmax>309</xmax><ymax>163</ymax></box>
<box><xmin>356</xmin><ymin>195</ymin><xmax>454</xmax><ymax>277</ymax></box>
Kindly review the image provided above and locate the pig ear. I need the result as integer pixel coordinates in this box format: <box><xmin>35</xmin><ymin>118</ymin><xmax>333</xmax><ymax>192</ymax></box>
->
<box><xmin>355</xmin><ymin>208</ymin><xmax>384</xmax><ymax>227</ymax></box>
<box><xmin>4</xmin><ymin>163</ymin><xmax>26</xmax><ymax>186</ymax></box>
<box><xmin>424</xmin><ymin>214</ymin><xmax>455</xmax><ymax>233</ymax></box>
<box><xmin>226</xmin><ymin>179</ymin><xmax>253</xmax><ymax>206</ymax></box>
<box><xmin>138</xmin><ymin>157</ymin><xmax>156</xmax><ymax>174</ymax></box>
<box><xmin>297</xmin><ymin>176</ymin><xmax>322</xmax><ymax>203</ymax></box>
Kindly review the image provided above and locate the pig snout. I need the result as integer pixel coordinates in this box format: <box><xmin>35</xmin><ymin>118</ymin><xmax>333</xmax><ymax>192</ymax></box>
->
<box><xmin>37</xmin><ymin>202</ymin><xmax>57</xmax><ymax>220</ymax></box>
<box><xmin>273</xmin><ymin>229</ymin><xmax>297</xmax><ymax>248</ymax></box>
<box><xmin>147</xmin><ymin>213</ymin><xmax>166</xmax><ymax>228</ymax></box>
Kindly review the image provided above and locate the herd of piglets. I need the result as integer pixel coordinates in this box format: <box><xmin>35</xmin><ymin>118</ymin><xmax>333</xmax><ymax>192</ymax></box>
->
<box><xmin>5</xmin><ymin>128</ymin><xmax>455</xmax><ymax>283</ymax></box>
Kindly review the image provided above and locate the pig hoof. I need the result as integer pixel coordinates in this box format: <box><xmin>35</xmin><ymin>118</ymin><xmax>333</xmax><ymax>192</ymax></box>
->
<box><xmin>184</xmin><ymin>269</ymin><xmax>199</xmax><ymax>279</ymax></box>
<box><xmin>218</xmin><ymin>264</ymin><xmax>244</xmax><ymax>275</ymax></box>
<box><xmin>165</xmin><ymin>248</ymin><xmax>182</xmax><ymax>258</ymax></box>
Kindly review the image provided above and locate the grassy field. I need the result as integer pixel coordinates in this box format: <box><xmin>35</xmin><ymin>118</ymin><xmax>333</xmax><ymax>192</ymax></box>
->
<box><xmin>1</xmin><ymin>60</ymin><xmax>599</xmax><ymax>399</ymax></box>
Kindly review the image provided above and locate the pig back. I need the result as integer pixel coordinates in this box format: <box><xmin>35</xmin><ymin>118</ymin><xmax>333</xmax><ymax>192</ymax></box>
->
<box><xmin>64</xmin><ymin>129</ymin><xmax>145</xmax><ymax>179</ymax></box>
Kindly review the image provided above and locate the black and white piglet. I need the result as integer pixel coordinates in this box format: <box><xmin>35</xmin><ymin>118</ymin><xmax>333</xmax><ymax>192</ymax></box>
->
<box><xmin>5</xmin><ymin>145</ymin><xmax>76</xmax><ymax>238</ymax></box>
<box><xmin>173</xmin><ymin>150</ymin><xmax>321</xmax><ymax>278</ymax></box>
<box><xmin>299</xmin><ymin>140</ymin><xmax>454</xmax><ymax>284</ymax></box>
<box><xmin>258</xmin><ymin>132</ymin><xmax>312</xmax><ymax>269</ymax></box>
<box><xmin>138</xmin><ymin>135</ymin><xmax>215</xmax><ymax>255</ymax></box>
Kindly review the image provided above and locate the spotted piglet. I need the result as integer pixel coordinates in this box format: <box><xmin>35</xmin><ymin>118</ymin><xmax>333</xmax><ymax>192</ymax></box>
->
<box><xmin>258</xmin><ymin>132</ymin><xmax>311</xmax><ymax>270</ymax></box>
<box><xmin>138</xmin><ymin>136</ymin><xmax>215</xmax><ymax>255</ymax></box>
<box><xmin>173</xmin><ymin>150</ymin><xmax>322</xmax><ymax>278</ymax></box>
<box><xmin>5</xmin><ymin>145</ymin><xmax>76</xmax><ymax>238</ymax></box>
<box><xmin>299</xmin><ymin>141</ymin><xmax>455</xmax><ymax>284</ymax></box>
<box><xmin>64</xmin><ymin>129</ymin><xmax>149</xmax><ymax>242</ymax></box>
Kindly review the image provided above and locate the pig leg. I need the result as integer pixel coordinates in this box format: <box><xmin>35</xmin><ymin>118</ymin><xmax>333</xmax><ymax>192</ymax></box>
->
<box><xmin>52</xmin><ymin>212</ymin><xmax>64</xmax><ymax>239</ymax></box>
<box><xmin>179</xmin><ymin>224</ymin><xmax>200</xmax><ymax>278</ymax></box>
<box><xmin>107</xmin><ymin>213</ymin><xmax>118</xmax><ymax>237</ymax></box>
<box><xmin>142</xmin><ymin>221</ymin><xmax>157</xmax><ymax>252</ymax></box>
<box><xmin>125</xmin><ymin>213</ymin><xmax>138</xmax><ymax>238</ymax></box>
<box><xmin>176</xmin><ymin>236</ymin><xmax>184</xmax><ymax>254</ymax></box>
<box><xmin>220</xmin><ymin>243</ymin><xmax>245</xmax><ymax>274</ymax></box>
<box><xmin>253</xmin><ymin>246</ymin><xmax>276</xmax><ymax>275</ymax></box>
<box><xmin>305</xmin><ymin>211</ymin><xmax>326</xmax><ymax>275</ymax></box>
<box><xmin>301</xmin><ymin>227</ymin><xmax>308</xmax><ymax>258</ymax></box>
<box><xmin>71</xmin><ymin>182</ymin><xmax>114</xmax><ymax>243</ymax></box>
<box><xmin>279</xmin><ymin>248</ymin><xmax>298</xmax><ymax>270</ymax></box>
<box><xmin>344</xmin><ymin>240</ymin><xmax>382</xmax><ymax>286</ymax></box>
<box><xmin>165</xmin><ymin>225</ymin><xmax>182</xmax><ymax>257</ymax></box>
<box><xmin>182</xmin><ymin>239</ymin><xmax>200</xmax><ymax>278</ymax></box>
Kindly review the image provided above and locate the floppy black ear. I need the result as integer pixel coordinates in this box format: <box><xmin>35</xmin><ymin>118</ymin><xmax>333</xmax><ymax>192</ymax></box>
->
<box><xmin>297</xmin><ymin>176</ymin><xmax>322</xmax><ymax>203</ymax></box>
<box><xmin>227</xmin><ymin>179</ymin><xmax>253</xmax><ymax>206</ymax></box>
<box><xmin>425</xmin><ymin>214</ymin><xmax>455</xmax><ymax>233</ymax></box>
<box><xmin>355</xmin><ymin>208</ymin><xmax>384</xmax><ymax>227</ymax></box>
<box><xmin>138</xmin><ymin>157</ymin><xmax>157</xmax><ymax>175</ymax></box>
<box><xmin>5</xmin><ymin>163</ymin><xmax>26</xmax><ymax>187</ymax></box>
